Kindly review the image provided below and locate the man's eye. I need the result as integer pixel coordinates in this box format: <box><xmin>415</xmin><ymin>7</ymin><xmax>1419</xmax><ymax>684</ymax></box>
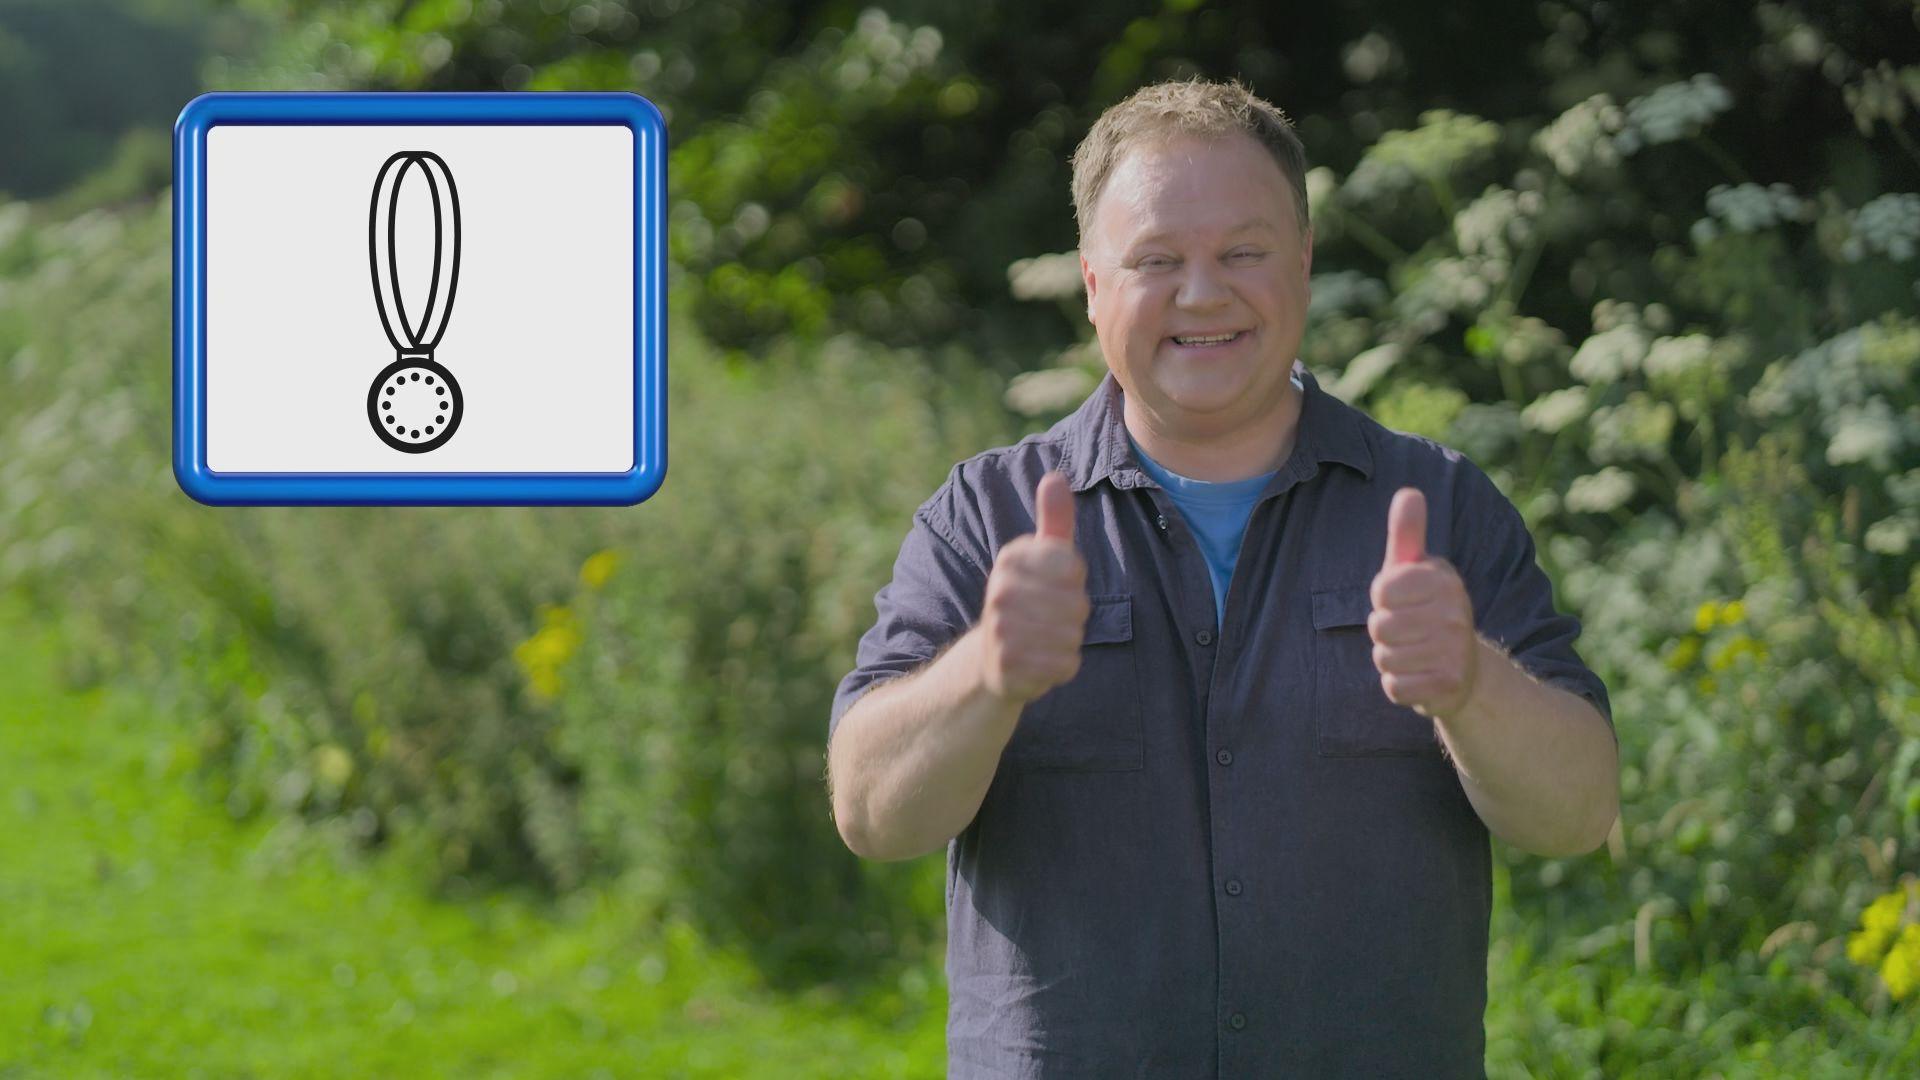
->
<box><xmin>1138</xmin><ymin>256</ymin><xmax>1175</xmax><ymax>269</ymax></box>
<box><xmin>1228</xmin><ymin>250</ymin><xmax>1267</xmax><ymax>262</ymax></box>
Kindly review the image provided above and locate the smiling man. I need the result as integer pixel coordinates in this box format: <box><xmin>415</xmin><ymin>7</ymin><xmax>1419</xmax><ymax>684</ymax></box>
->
<box><xmin>826</xmin><ymin>77</ymin><xmax>1619</xmax><ymax>1079</ymax></box>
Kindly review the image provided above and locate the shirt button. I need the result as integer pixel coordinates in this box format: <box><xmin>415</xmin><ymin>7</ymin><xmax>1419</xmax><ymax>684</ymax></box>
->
<box><xmin>1215</xmin><ymin>748</ymin><xmax>1233</xmax><ymax>766</ymax></box>
<box><xmin>1195</xmin><ymin>629</ymin><xmax>1214</xmax><ymax>646</ymax></box>
<box><xmin>1228</xmin><ymin>1012</ymin><xmax>1247</xmax><ymax>1031</ymax></box>
<box><xmin>1225</xmin><ymin>879</ymin><xmax>1243</xmax><ymax>897</ymax></box>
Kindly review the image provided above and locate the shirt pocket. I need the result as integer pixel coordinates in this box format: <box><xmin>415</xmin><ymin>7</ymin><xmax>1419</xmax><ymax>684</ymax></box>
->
<box><xmin>1311</xmin><ymin>585</ymin><xmax>1443</xmax><ymax>758</ymax></box>
<box><xmin>1002</xmin><ymin>594</ymin><xmax>1144</xmax><ymax>772</ymax></box>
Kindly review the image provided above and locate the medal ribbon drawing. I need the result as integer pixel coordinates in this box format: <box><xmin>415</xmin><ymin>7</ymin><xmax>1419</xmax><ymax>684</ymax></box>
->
<box><xmin>367</xmin><ymin>150</ymin><xmax>465</xmax><ymax>453</ymax></box>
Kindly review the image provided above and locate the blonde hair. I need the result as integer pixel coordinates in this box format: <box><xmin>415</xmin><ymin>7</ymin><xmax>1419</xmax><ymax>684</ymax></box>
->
<box><xmin>1069</xmin><ymin>76</ymin><xmax>1310</xmax><ymax>243</ymax></box>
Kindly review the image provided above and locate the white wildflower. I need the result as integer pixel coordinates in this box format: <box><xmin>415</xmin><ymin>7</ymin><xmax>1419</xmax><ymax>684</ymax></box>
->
<box><xmin>1521</xmin><ymin>386</ymin><xmax>1591</xmax><ymax>434</ymax></box>
<box><xmin>1840</xmin><ymin>193</ymin><xmax>1920</xmax><ymax>262</ymax></box>
<box><xmin>1825</xmin><ymin>399</ymin><xmax>1903</xmax><ymax>470</ymax></box>
<box><xmin>1534</xmin><ymin>94</ymin><xmax>1626</xmax><ymax>177</ymax></box>
<box><xmin>1454</xmin><ymin>185</ymin><xmax>1541</xmax><ymax>261</ymax></box>
<box><xmin>1844</xmin><ymin>61</ymin><xmax>1912</xmax><ymax>136</ymax></box>
<box><xmin>1005</xmin><ymin>365</ymin><xmax>1096</xmax><ymax>416</ymax></box>
<box><xmin>1751</xmin><ymin>320</ymin><xmax>1916</xmax><ymax>420</ymax></box>
<box><xmin>1008</xmin><ymin>251</ymin><xmax>1083</xmax><ymax>301</ymax></box>
<box><xmin>1392</xmin><ymin>256</ymin><xmax>1503</xmax><ymax>337</ymax></box>
<box><xmin>732</xmin><ymin>202</ymin><xmax>770</xmax><ymax>240</ymax></box>
<box><xmin>1615</xmin><ymin>74</ymin><xmax>1733</xmax><ymax>155</ymax></box>
<box><xmin>1449</xmin><ymin>402</ymin><xmax>1524</xmax><ymax>460</ymax></box>
<box><xmin>1307</xmin><ymin>270</ymin><xmax>1389</xmax><ymax>318</ymax></box>
<box><xmin>1569</xmin><ymin>323</ymin><xmax>1651</xmax><ymax>383</ymax></box>
<box><xmin>1499</xmin><ymin>316</ymin><xmax>1569</xmax><ymax>367</ymax></box>
<box><xmin>1865</xmin><ymin>516</ymin><xmax>1914</xmax><ymax>555</ymax></box>
<box><xmin>1564</xmin><ymin>467</ymin><xmax>1637</xmax><ymax>513</ymax></box>
<box><xmin>1645</xmin><ymin>334</ymin><xmax>1715</xmax><ymax>378</ymax></box>
<box><xmin>841</xmin><ymin>9</ymin><xmax>941</xmax><ymax>92</ymax></box>
<box><xmin>1589</xmin><ymin>393</ymin><xmax>1678</xmax><ymax>463</ymax></box>
<box><xmin>1886</xmin><ymin>468</ymin><xmax>1920</xmax><ymax>510</ymax></box>
<box><xmin>1331</xmin><ymin>342</ymin><xmax>1402</xmax><ymax>402</ymax></box>
<box><xmin>1342</xmin><ymin>110</ymin><xmax>1502</xmax><ymax>205</ymax></box>
<box><xmin>1342</xmin><ymin>31</ymin><xmax>1399</xmax><ymax>84</ymax></box>
<box><xmin>1305</xmin><ymin>167</ymin><xmax>1338</xmax><ymax>223</ymax></box>
<box><xmin>1691</xmin><ymin>182</ymin><xmax>1813</xmax><ymax>246</ymax></box>
<box><xmin>0</xmin><ymin>202</ymin><xmax>29</xmax><ymax>249</ymax></box>
<box><xmin>1591</xmin><ymin>298</ymin><xmax>1652</xmax><ymax>332</ymax></box>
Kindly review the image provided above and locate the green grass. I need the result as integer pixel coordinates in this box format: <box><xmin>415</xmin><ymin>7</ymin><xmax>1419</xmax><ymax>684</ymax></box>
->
<box><xmin>0</xmin><ymin>598</ymin><xmax>945</xmax><ymax>1078</ymax></box>
<box><xmin>10</xmin><ymin>576</ymin><xmax>1908</xmax><ymax>1079</ymax></box>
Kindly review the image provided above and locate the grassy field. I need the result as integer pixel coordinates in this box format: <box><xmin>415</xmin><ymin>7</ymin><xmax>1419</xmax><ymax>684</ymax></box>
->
<box><xmin>0</xmin><ymin>596</ymin><xmax>945</xmax><ymax>1079</ymax></box>
<box><xmin>6</xmin><ymin>578</ymin><xmax>1908</xmax><ymax>1078</ymax></box>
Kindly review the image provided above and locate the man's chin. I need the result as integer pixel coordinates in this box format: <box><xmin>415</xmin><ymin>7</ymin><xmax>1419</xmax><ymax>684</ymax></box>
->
<box><xmin>1154</xmin><ymin>374</ymin><xmax>1256</xmax><ymax>416</ymax></box>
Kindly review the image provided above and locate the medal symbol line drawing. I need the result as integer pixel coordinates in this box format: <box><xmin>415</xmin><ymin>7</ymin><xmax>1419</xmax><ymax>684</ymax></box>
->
<box><xmin>367</xmin><ymin>150</ymin><xmax>465</xmax><ymax>454</ymax></box>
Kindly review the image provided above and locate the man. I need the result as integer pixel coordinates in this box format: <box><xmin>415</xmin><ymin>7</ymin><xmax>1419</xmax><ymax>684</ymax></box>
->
<box><xmin>825</xmin><ymin>77</ymin><xmax>1619</xmax><ymax>1079</ymax></box>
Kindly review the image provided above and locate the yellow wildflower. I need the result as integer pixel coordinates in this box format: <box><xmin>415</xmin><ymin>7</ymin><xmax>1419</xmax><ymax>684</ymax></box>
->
<box><xmin>1718</xmin><ymin>599</ymin><xmax>1745</xmax><ymax>626</ymax></box>
<box><xmin>580</xmin><ymin>549</ymin><xmax>622</xmax><ymax>591</ymax></box>
<box><xmin>1707</xmin><ymin>635</ymin><xmax>1758</xmax><ymax>672</ymax></box>
<box><xmin>514</xmin><ymin>603</ymin><xmax>584</xmax><ymax>701</ymax></box>
<box><xmin>1865</xmin><ymin>890</ymin><xmax>1908</xmax><ymax>935</ymax></box>
<box><xmin>1694</xmin><ymin>600</ymin><xmax>1720</xmax><ymax>633</ymax></box>
<box><xmin>313</xmin><ymin>744</ymin><xmax>354</xmax><ymax>788</ymax></box>
<box><xmin>1849</xmin><ymin>889</ymin><xmax>1912</xmax><ymax>968</ymax></box>
<box><xmin>1665</xmin><ymin>635</ymin><xmax>1701</xmax><ymax>671</ymax></box>
<box><xmin>1851</xmin><ymin>925</ymin><xmax>1893</xmax><ymax>966</ymax></box>
<box><xmin>1883</xmin><ymin>925</ymin><xmax>1920</xmax><ymax>1000</ymax></box>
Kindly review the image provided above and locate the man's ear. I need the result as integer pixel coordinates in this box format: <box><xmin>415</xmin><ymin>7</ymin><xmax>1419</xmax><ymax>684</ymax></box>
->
<box><xmin>1079</xmin><ymin>249</ymin><xmax>1097</xmax><ymax>324</ymax></box>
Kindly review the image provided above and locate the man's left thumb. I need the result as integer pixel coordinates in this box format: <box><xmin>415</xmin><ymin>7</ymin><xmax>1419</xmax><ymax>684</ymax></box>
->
<box><xmin>1384</xmin><ymin>487</ymin><xmax>1427</xmax><ymax>568</ymax></box>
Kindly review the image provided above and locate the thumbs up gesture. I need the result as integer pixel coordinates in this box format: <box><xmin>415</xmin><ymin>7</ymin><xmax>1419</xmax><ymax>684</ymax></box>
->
<box><xmin>977</xmin><ymin>471</ymin><xmax>1092</xmax><ymax>704</ymax></box>
<box><xmin>1367</xmin><ymin>487</ymin><xmax>1481</xmax><ymax>720</ymax></box>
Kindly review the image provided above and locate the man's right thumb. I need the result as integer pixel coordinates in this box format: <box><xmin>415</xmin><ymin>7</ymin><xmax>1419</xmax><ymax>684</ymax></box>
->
<box><xmin>1034</xmin><ymin>471</ymin><xmax>1074</xmax><ymax>542</ymax></box>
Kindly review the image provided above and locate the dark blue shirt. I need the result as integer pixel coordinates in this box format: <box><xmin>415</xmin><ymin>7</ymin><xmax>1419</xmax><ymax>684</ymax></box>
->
<box><xmin>1126</xmin><ymin>427</ymin><xmax>1279</xmax><ymax>629</ymax></box>
<box><xmin>830</xmin><ymin>360</ymin><xmax>1614</xmax><ymax>1079</ymax></box>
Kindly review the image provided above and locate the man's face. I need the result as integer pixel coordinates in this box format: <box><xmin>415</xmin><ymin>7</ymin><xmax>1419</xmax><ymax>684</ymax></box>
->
<box><xmin>1080</xmin><ymin>133</ymin><xmax>1312</xmax><ymax>441</ymax></box>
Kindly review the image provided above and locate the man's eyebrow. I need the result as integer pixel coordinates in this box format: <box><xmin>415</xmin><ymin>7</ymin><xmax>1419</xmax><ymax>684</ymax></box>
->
<box><xmin>1125</xmin><ymin>218</ymin><xmax>1280</xmax><ymax>247</ymax></box>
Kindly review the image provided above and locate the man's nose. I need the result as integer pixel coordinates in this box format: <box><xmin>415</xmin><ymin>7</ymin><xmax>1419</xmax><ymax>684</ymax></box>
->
<box><xmin>1174</xmin><ymin>261</ymin><xmax>1231</xmax><ymax>309</ymax></box>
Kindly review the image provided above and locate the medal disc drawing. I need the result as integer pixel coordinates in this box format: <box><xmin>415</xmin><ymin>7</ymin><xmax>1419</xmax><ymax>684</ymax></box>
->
<box><xmin>367</xmin><ymin>150</ymin><xmax>464</xmax><ymax>453</ymax></box>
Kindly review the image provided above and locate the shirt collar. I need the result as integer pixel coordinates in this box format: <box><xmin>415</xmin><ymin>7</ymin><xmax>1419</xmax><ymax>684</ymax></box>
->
<box><xmin>1061</xmin><ymin>358</ymin><xmax>1375</xmax><ymax>494</ymax></box>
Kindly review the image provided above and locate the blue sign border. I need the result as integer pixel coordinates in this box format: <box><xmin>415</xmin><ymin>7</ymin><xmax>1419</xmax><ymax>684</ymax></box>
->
<box><xmin>172</xmin><ymin>91</ymin><xmax>667</xmax><ymax>506</ymax></box>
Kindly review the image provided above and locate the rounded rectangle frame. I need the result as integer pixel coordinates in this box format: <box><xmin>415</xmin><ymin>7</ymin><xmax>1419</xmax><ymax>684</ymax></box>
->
<box><xmin>173</xmin><ymin>91</ymin><xmax>666</xmax><ymax>506</ymax></box>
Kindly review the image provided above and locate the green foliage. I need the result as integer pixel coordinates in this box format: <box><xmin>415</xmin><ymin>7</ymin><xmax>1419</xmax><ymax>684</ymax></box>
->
<box><xmin>539</xmin><ymin>338</ymin><xmax>1011</xmax><ymax>983</ymax></box>
<box><xmin>989</xmin><ymin>2</ymin><xmax>1920</xmax><ymax>1060</ymax></box>
<box><xmin>0</xmin><ymin>606</ymin><xmax>945</xmax><ymax>1075</ymax></box>
<box><xmin>0</xmin><ymin>187</ymin><xmax>1008</xmax><ymax>987</ymax></box>
<box><xmin>0</xmin><ymin>0</ymin><xmax>207</xmax><ymax>199</ymax></box>
<box><xmin>9</xmin><ymin>0</ymin><xmax>1920</xmax><ymax>1071</ymax></box>
<box><xmin>234</xmin><ymin>0</ymin><xmax>1920</xmax><ymax>370</ymax></box>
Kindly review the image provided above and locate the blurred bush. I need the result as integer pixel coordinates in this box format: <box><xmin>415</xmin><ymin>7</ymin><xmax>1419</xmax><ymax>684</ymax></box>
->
<box><xmin>7</xmin><ymin>0</ymin><xmax>1920</xmax><ymax>1069</ymax></box>
<box><xmin>206</xmin><ymin>1</ymin><xmax>1920</xmax><ymax>374</ymax></box>
<box><xmin>0</xmin><ymin>0</ymin><xmax>207</xmax><ymax>200</ymax></box>
<box><xmin>986</xmin><ymin>5</ymin><xmax>1920</xmax><ymax>1062</ymax></box>
<box><xmin>0</xmin><ymin>189</ymin><xmax>1009</xmax><ymax>985</ymax></box>
<box><xmin>544</xmin><ymin>336</ymin><xmax>1009</xmax><ymax>982</ymax></box>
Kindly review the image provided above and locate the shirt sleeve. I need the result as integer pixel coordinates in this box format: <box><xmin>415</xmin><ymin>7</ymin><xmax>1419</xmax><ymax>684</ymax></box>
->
<box><xmin>1452</xmin><ymin>463</ymin><xmax>1617</xmax><ymax>747</ymax></box>
<box><xmin>828</xmin><ymin>487</ymin><xmax>991</xmax><ymax>745</ymax></box>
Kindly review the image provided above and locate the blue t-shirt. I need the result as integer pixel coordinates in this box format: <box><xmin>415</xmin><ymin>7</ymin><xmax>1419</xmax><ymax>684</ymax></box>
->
<box><xmin>1127</xmin><ymin>433</ymin><xmax>1278</xmax><ymax>627</ymax></box>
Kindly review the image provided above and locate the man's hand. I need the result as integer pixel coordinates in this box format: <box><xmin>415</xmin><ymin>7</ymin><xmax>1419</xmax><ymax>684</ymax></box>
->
<box><xmin>977</xmin><ymin>471</ymin><xmax>1091</xmax><ymax>705</ymax></box>
<box><xmin>1368</xmin><ymin>486</ymin><xmax>1480</xmax><ymax>720</ymax></box>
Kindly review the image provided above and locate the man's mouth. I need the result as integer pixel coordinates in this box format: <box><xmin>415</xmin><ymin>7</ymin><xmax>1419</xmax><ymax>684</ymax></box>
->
<box><xmin>1169</xmin><ymin>330</ymin><xmax>1248</xmax><ymax>348</ymax></box>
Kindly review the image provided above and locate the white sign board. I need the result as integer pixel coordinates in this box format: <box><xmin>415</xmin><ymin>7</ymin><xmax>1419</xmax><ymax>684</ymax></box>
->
<box><xmin>174</xmin><ymin>93</ymin><xmax>665</xmax><ymax>505</ymax></box>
